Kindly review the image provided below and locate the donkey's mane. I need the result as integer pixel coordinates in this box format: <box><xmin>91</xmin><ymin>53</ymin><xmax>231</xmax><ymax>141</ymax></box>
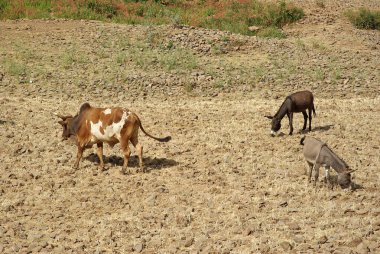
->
<box><xmin>274</xmin><ymin>96</ymin><xmax>291</xmax><ymax>118</ymax></box>
<box><xmin>325</xmin><ymin>145</ymin><xmax>349</xmax><ymax>168</ymax></box>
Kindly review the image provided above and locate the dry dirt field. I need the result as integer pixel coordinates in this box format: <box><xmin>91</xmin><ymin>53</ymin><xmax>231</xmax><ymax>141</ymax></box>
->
<box><xmin>1</xmin><ymin>1</ymin><xmax>380</xmax><ymax>253</ymax></box>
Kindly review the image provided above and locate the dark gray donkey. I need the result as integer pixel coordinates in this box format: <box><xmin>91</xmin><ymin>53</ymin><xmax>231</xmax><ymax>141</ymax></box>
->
<box><xmin>265</xmin><ymin>90</ymin><xmax>316</xmax><ymax>136</ymax></box>
<box><xmin>300</xmin><ymin>136</ymin><xmax>355</xmax><ymax>189</ymax></box>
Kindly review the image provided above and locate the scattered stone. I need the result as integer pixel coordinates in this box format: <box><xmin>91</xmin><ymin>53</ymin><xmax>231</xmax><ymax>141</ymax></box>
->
<box><xmin>133</xmin><ymin>242</ymin><xmax>144</xmax><ymax>253</ymax></box>
<box><xmin>293</xmin><ymin>234</ymin><xmax>305</xmax><ymax>244</ymax></box>
<box><xmin>356</xmin><ymin>242</ymin><xmax>370</xmax><ymax>254</ymax></box>
<box><xmin>248</xmin><ymin>26</ymin><xmax>261</xmax><ymax>32</ymax></box>
<box><xmin>184</xmin><ymin>237</ymin><xmax>194</xmax><ymax>247</ymax></box>
<box><xmin>279</xmin><ymin>241</ymin><xmax>293</xmax><ymax>251</ymax></box>
<box><xmin>288</xmin><ymin>222</ymin><xmax>301</xmax><ymax>231</ymax></box>
<box><xmin>348</xmin><ymin>237</ymin><xmax>363</xmax><ymax>247</ymax></box>
<box><xmin>317</xmin><ymin>235</ymin><xmax>328</xmax><ymax>244</ymax></box>
<box><xmin>260</xmin><ymin>245</ymin><xmax>270</xmax><ymax>253</ymax></box>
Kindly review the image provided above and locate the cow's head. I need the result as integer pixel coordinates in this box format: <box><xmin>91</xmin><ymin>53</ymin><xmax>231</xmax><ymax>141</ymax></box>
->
<box><xmin>337</xmin><ymin>169</ymin><xmax>356</xmax><ymax>189</ymax></box>
<box><xmin>56</xmin><ymin>113</ymin><xmax>75</xmax><ymax>140</ymax></box>
<box><xmin>265</xmin><ymin>115</ymin><xmax>281</xmax><ymax>136</ymax></box>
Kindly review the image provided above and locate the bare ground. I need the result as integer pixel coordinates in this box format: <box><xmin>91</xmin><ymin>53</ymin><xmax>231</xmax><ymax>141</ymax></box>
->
<box><xmin>1</xmin><ymin>1</ymin><xmax>380</xmax><ymax>253</ymax></box>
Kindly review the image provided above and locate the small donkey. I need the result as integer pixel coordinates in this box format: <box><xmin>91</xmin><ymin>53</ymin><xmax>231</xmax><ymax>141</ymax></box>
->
<box><xmin>300</xmin><ymin>136</ymin><xmax>355</xmax><ymax>189</ymax></box>
<box><xmin>265</xmin><ymin>90</ymin><xmax>316</xmax><ymax>136</ymax></box>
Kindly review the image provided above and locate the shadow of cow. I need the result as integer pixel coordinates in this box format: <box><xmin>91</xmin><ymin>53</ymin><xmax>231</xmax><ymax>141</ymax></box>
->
<box><xmin>84</xmin><ymin>153</ymin><xmax>178</xmax><ymax>172</ymax></box>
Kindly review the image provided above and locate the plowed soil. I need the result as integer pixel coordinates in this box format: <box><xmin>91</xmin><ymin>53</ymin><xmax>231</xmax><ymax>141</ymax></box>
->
<box><xmin>1</xmin><ymin>1</ymin><xmax>380</xmax><ymax>253</ymax></box>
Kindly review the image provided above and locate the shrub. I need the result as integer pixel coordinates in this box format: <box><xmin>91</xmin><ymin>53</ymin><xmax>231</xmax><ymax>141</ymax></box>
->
<box><xmin>0</xmin><ymin>0</ymin><xmax>305</xmax><ymax>37</ymax></box>
<box><xmin>249</xmin><ymin>1</ymin><xmax>304</xmax><ymax>28</ymax></box>
<box><xmin>346</xmin><ymin>8</ymin><xmax>380</xmax><ymax>30</ymax></box>
<box><xmin>256</xmin><ymin>26</ymin><xmax>286</xmax><ymax>38</ymax></box>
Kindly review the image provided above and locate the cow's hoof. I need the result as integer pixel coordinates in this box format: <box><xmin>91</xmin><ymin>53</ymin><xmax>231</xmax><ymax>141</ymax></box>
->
<box><xmin>120</xmin><ymin>168</ymin><xmax>130</xmax><ymax>175</ymax></box>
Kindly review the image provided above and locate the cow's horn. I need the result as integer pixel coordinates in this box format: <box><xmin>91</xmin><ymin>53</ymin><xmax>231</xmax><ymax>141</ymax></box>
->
<box><xmin>53</xmin><ymin>112</ymin><xmax>70</xmax><ymax>120</ymax></box>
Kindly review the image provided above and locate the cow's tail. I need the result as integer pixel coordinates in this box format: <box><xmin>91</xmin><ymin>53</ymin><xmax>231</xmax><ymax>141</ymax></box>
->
<box><xmin>300</xmin><ymin>136</ymin><xmax>306</xmax><ymax>146</ymax></box>
<box><xmin>136</xmin><ymin>115</ymin><xmax>171</xmax><ymax>142</ymax></box>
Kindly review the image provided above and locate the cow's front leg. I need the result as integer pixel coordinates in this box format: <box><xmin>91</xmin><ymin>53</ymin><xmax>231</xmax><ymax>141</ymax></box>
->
<box><xmin>96</xmin><ymin>143</ymin><xmax>105</xmax><ymax>171</ymax></box>
<box><xmin>74</xmin><ymin>146</ymin><xmax>84</xmax><ymax>169</ymax></box>
<box><xmin>120</xmin><ymin>141</ymin><xmax>131</xmax><ymax>175</ymax></box>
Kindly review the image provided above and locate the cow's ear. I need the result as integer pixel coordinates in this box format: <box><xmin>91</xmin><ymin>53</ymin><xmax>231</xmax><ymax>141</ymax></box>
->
<box><xmin>58</xmin><ymin>120</ymin><xmax>65</xmax><ymax>126</ymax></box>
<box><xmin>264</xmin><ymin>115</ymin><xmax>273</xmax><ymax>119</ymax></box>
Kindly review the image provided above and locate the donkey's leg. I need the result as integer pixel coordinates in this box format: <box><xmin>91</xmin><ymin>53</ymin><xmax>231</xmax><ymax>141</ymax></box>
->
<box><xmin>302</xmin><ymin>111</ymin><xmax>308</xmax><ymax>130</ymax></box>
<box><xmin>324</xmin><ymin>166</ymin><xmax>333</xmax><ymax>189</ymax></box>
<box><xmin>307</xmin><ymin>161</ymin><xmax>314</xmax><ymax>183</ymax></box>
<box><xmin>308</xmin><ymin>108</ymin><xmax>313</xmax><ymax>131</ymax></box>
<box><xmin>287</xmin><ymin>112</ymin><xmax>294</xmax><ymax>135</ymax></box>
<box><xmin>312</xmin><ymin>163</ymin><xmax>321</xmax><ymax>187</ymax></box>
<box><xmin>324</xmin><ymin>166</ymin><xmax>329</xmax><ymax>183</ymax></box>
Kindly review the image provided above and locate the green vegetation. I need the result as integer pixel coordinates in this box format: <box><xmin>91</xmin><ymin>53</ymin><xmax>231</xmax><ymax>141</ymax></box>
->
<box><xmin>3</xmin><ymin>58</ymin><xmax>27</xmax><ymax>77</ymax></box>
<box><xmin>0</xmin><ymin>0</ymin><xmax>304</xmax><ymax>37</ymax></box>
<box><xmin>256</xmin><ymin>26</ymin><xmax>286</xmax><ymax>38</ymax></box>
<box><xmin>346</xmin><ymin>8</ymin><xmax>380</xmax><ymax>30</ymax></box>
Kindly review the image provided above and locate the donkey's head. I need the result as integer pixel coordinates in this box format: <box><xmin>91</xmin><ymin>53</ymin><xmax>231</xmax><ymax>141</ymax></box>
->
<box><xmin>337</xmin><ymin>169</ymin><xmax>356</xmax><ymax>189</ymax></box>
<box><xmin>265</xmin><ymin>115</ymin><xmax>281</xmax><ymax>136</ymax></box>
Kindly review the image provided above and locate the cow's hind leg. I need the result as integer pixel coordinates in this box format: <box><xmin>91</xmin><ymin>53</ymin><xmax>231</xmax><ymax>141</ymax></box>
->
<box><xmin>96</xmin><ymin>142</ymin><xmax>105</xmax><ymax>171</ymax></box>
<box><xmin>131</xmin><ymin>135</ymin><xmax>144</xmax><ymax>173</ymax></box>
<box><xmin>74</xmin><ymin>145</ymin><xmax>85</xmax><ymax>169</ymax></box>
<box><xmin>120</xmin><ymin>140</ymin><xmax>131</xmax><ymax>175</ymax></box>
<box><xmin>302</xmin><ymin>111</ymin><xmax>308</xmax><ymax>131</ymax></box>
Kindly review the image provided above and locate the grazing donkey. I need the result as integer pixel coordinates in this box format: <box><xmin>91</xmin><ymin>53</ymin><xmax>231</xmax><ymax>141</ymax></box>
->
<box><xmin>300</xmin><ymin>136</ymin><xmax>355</xmax><ymax>189</ymax></box>
<box><xmin>265</xmin><ymin>90</ymin><xmax>316</xmax><ymax>136</ymax></box>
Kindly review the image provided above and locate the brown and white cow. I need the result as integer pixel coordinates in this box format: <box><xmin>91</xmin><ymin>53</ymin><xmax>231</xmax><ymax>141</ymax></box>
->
<box><xmin>56</xmin><ymin>103</ymin><xmax>171</xmax><ymax>174</ymax></box>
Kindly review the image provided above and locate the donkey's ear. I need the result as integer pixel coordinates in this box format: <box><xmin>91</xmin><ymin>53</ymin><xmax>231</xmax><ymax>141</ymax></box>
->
<box><xmin>264</xmin><ymin>115</ymin><xmax>273</xmax><ymax>119</ymax></box>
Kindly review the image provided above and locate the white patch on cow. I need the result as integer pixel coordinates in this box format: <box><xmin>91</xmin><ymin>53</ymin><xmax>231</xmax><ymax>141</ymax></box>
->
<box><xmin>90</xmin><ymin>111</ymin><xmax>129</xmax><ymax>142</ymax></box>
<box><xmin>271</xmin><ymin>130</ymin><xmax>277</xmax><ymax>135</ymax></box>
<box><xmin>103</xmin><ymin>108</ymin><xmax>112</xmax><ymax>115</ymax></box>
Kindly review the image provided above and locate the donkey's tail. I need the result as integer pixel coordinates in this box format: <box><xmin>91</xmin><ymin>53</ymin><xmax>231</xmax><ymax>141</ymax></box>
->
<box><xmin>312</xmin><ymin>104</ymin><xmax>316</xmax><ymax>117</ymax></box>
<box><xmin>300</xmin><ymin>136</ymin><xmax>306</xmax><ymax>145</ymax></box>
<box><xmin>136</xmin><ymin>114</ymin><xmax>171</xmax><ymax>142</ymax></box>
